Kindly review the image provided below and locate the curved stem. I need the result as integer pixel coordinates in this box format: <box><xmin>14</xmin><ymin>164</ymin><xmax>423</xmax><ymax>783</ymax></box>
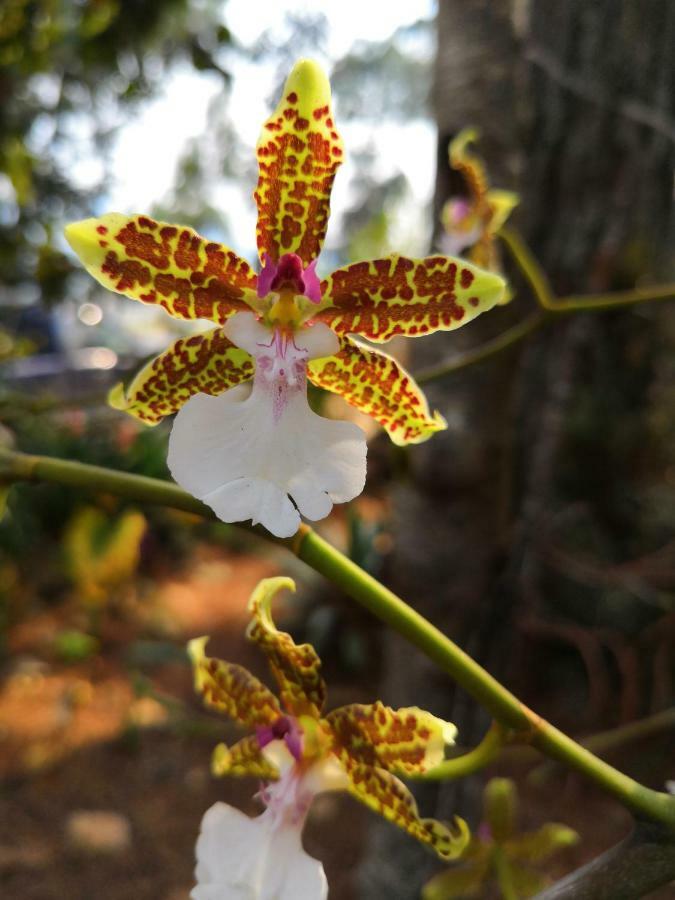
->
<box><xmin>499</xmin><ymin>225</ymin><xmax>557</xmax><ymax>309</ymax></box>
<box><xmin>416</xmin><ymin>229</ymin><xmax>675</xmax><ymax>386</ymax></box>
<box><xmin>414</xmin><ymin>722</ymin><xmax>505</xmax><ymax>781</ymax></box>
<box><xmin>2</xmin><ymin>447</ymin><xmax>675</xmax><ymax>830</ymax></box>
<box><xmin>500</xmin><ymin>225</ymin><xmax>675</xmax><ymax>314</ymax></box>
<box><xmin>415</xmin><ymin>311</ymin><xmax>545</xmax><ymax>385</ymax></box>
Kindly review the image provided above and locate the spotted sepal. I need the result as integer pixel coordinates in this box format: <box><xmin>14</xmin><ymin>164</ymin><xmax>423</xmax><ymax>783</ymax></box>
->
<box><xmin>211</xmin><ymin>735</ymin><xmax>280</xmax><ymax>781</ymax></box>
<box><xmin>109</xmin><ymin>326</ymin><xmax>254</xmax><ymax>425</ymax></box>
<box><xmin>326</xmin><ymin>702</ymin><xmax>456</xmax><ymax>776</ymax></box>
<box><xmin>65</xmin><ymin>213</ymin><xmax>259</xmax><ymax>322</ymax></box>
<box><xmin>254</xmin><ymin>59</ymin><xmax>343</xmax><ymax>266</ymax></box>
<box><xmin>315</xmin><ymin>254</ymin><xmax>505</xmax><ymax>343</ymax></box>
<box><xmin>448</xmin><ymin>128</ymin><xmax>489</xmax><ymax>207</ymax></box>
<box><xmin>246</xmin><ymin>577</ymin><xmax>326</xmax><ymax>718</ymax></box>
<box><xmin>188</xmin><ymin>636</ymin><xmax>282</xmax><ymax>729</ymax></box>
<box><xmin>345</xmin><ymin>763</ymin><xmax>470</xmax><ymax>860</ymax></box>
<box><xmin>308</xmin><ymin>336</ymin><xmax>446</xmax><ymax>446</ymax></box>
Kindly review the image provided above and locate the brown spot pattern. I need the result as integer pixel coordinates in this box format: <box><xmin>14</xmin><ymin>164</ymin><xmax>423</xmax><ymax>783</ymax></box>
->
<box><xmin>113</xmin><ymin>326</ymin><xmax>254</xmax><ymax>424</ymax></box>
<box><xmin>315</xmin><ymin>254</ymin><xmax>500</xmax><ymax>342</ymax></box>
<box><xmin>255</xmin><ymin>91</ymin><xmax>343</xmax><ymax>264</ymax></box>
<box><xmin>96</xmin><ymin>215</ymin><xmax>258</xmax><ymax>322</ymax></box>
<box><xmin>248</xmin><ymin>589</ymin><xmax>326</xmax><ymax>717</ymax></box>
<box><xmin>307</xmin><ymin>337</ymin><xmax>444</xmax><ymax>446</ymax></box>
<box><xmin>326</xmin><ymin>702</ymin><xmax>439</xmax><ymax>775</ymax></box>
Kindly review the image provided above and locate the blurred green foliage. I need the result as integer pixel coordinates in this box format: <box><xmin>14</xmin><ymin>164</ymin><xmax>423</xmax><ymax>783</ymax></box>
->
<box><xmin>0</xmin><ymin>0</ymin><xmax>230</xmax><ymax>306</ymax></box>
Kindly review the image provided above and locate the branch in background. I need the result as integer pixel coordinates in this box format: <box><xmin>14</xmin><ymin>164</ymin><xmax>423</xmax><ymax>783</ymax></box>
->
<box><xmin>415</xmin><ymin>311</ymin><xmax>546</xmax><ymax>384</ymax></box>
<box><xmin>536</xmin><ymin>821</ymin><xmax>675</xmax><ymax>900</ymax></box>
<box><xmin>416</xmin><ymin>227</ymin><xmax>675</xmax><ymax>385</ymax></box>
<box><xmin>413</xmin><ymin>722</ymin><xmax>505</xmax><ymax>781</ymax></box>
<box><xmin>1</xmin><ymin>447</ymin><xmax>675</xmax><ymax>832</ymax></box>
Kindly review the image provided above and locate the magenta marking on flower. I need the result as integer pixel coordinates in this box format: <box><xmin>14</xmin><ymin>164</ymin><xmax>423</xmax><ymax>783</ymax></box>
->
<box><xmin>257</xmin><ymin>252</ymin><xmax>322</xmax><ymax>303</ymax></box>
<box><xmin>256</xmin><ymin>715</ymin><xmax>304</xmax><ymax>762</ymax></box>
<box><xmin>449</xmin><ymin>197</ymin><xmax>472</xmax><ymax>225</ymax></box>
<box><xmin>255</xmin><ymin>329</ymin><xmax>309</xmax><ymax>424</ymax></box>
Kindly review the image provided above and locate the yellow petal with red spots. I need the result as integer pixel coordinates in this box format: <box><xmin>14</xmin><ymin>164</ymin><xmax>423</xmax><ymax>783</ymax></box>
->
<box><xmin>188</xmin><ymin>636</ymin><xmax>282</xmax><ymax>729</ymax></box>
<box><xmin>315</xmin><ymin>255</ymin><xmax>505</xmax><ymax>342</ymax></box>
<box><xmin>211</xmin><ymin>735</ymin><xmax>279</xmax><ymax>781</ymax></box>
<box><xmin>246</xmin><ymin>577</ymin><xmax>326</xmax><ymax>718</ymax></box>
<box><xmin>326</xmin><ymin>702</ymin><xmax>457</xmax><ymax>776</ymax></box>
<box><xmin>109</xmin><ymin>326</ymin><xmax>254</xmax><ymax>425</ymax></box>
<box><xmin>254</xmin><ymin>59</ymin><xmax>343</xmax><ymax>265</ymax></box>
<box><xmin>344</xmin><ymin>763</ymin><xmax>469</xmax><ymax>860</ymax></box>
<box><xmin>65</xmin><ymin>213</ymin><xmax>259</xmax><ymax>322</ymax></box>
<box><xmin>307</xmin><ymin>337</ymin><xmax>446</xmax><ymax>447</ymax></box>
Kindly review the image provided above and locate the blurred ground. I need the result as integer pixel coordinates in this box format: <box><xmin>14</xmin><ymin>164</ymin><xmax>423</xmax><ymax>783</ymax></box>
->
<box><xmin>0</xmin><ymin>544</ymin><xmax>367</xmax><ymax>899</ymax></box>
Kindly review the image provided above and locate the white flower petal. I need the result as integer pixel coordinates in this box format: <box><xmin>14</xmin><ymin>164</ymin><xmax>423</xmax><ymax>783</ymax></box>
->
<box><xmin>168</xmin><ymin>381</ymin><xmax>366</xmax><ymax>539</ymax></box>
<box><xmin>191</xmin><ymin>802</ymin><xmax>327</xmax><ymax>900</ymax></box>
<box><xmin>204</xmin><ymin>478</ymin><xmax>301</xmax><ymax>537</ymax></box>
<box><xmin>293</xmin><ymin>322</ymin><xmax>339</xmax><ymax>360</ymax></box>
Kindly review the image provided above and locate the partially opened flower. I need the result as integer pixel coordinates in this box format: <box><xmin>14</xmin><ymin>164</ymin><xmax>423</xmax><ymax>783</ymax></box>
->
<box><xmin>423</xmin><ymin>778</ymin><xmax>578</xmax><ymax>899</ymax></box>
<box><xmin>188</xmin><ymin>576</ymin><xmax>469</xmax><ymax>899</ymax></box>
<box><xmin>442</xmin><ymin>128</ymin><xmax>518</xmax><ymax>299</ymax></box>
<box><xmin>65</xmin><ymin>61</ymin><xmax>505</xmax><ymax>538</ymax></box>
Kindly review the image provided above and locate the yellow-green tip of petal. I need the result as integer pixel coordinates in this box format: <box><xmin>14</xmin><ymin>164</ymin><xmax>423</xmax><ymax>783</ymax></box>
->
<box><xmin>280</xmin><ymin>59</ymin><xmax>332</xmax><ymax>115</ymax></box>
<box><xmin>246</xmin><ymin>576</ymin><xmax>296</xmax><ymax>617</ymax></box>
<box><xmin>211</xmin><ymin>742</ymin><xmax>232</xmax><ymax>777</ymax></box>
<box><xmin>64</xmin><ymin>217</ymin><xmax>101</xmax><ymax>264</ymax></box>
<box><xmin>187</xmin><ymin>635</ymin><xmax>209</xmax><ymax>667</ymax></box>
<box><xmin>441</xmin><ymin>720</ymin><xmax>458</xmax><ymax>747</ymax></box>
<box><xmin>108</xmin><ymin>382</ymin><xmax>127</xmax><ymax>412</ymax></box>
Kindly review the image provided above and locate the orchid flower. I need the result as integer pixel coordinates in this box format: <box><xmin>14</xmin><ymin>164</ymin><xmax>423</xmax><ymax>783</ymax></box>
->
<box><xmin>423</xmin><ymin>778</ymin><xmax>578</xmax><ymax>899</ymax></box>
<box><xmin>188</xmin><ymin>576</ymin><xmax>469</xmax><ymax>899</ymax></box>
<box><xmin>65</xmin><ymin>60</ymin><xmax>505</xmax><ymax>539</ymax></box>
<box><xmin>441</xmin><ymin>128</ymin><xmax>518</xmax><ymax>301</ymax></box>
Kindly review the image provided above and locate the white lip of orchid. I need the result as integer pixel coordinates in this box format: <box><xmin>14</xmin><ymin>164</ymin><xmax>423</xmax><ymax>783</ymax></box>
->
<box><xmin>167</xmin><ymin>311</ymin><xmax>366</xmax><ymax>538</ymax></box>
<box><xmin>191</xmin><ymin>735</ymin><xmax>347</xmax><ymax>900</ymax></box>
<box><xmin>224</xmin><ymin>312</ymin><xmax>340</xmax><ymax>425</ymax></box>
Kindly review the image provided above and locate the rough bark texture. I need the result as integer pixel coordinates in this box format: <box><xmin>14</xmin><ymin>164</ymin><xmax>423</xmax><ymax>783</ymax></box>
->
<box><xmin>536</xmin><ymin>823</ymin><xmax>675</xmax><ymax>900</ymax></box>
<box><xmin>359</xmin><ymin>0</ymin><xmax>675</xmax><ymax>897</ymax></box>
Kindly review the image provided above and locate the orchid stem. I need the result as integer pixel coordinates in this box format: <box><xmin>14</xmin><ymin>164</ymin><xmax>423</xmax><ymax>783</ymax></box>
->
<box><xmin>415</xmin><ymin>229</ymin><xmax>675</xmax><ymax>386</ymax></box>
<box><xmin>414</xmin><ymin>722</ymin><xmax>505</xmax><ymax>781</ymax></box>
<box><xmin>415</xmin><ymin>311</ymin><xmax>545</xmax><ymax>385</ymax></box>
<box><xmin>1</xmin><ymin>446</ymin><xmax>675</xmax><ymax>830</ymax></box>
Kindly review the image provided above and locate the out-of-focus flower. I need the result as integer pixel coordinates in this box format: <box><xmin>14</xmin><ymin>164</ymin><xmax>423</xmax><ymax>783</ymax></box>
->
<box><xmin>64</xmin><ymin>505</ymin><xmax>147</xmax><ymax>607</ymax></box>
<box><xmin>423</xmin><ymin>777</ymin><xmax>578</xmax><ymax>899</ymax></box>
<box><xmin>442</xmin><ymin>128</ymin><xmax>518</xmax><ymax>302</ymax></box>
<box><xmin>189</xmin><ymin>576</ymin><xmax>469</xmax><ymax>899</ymax></box>
<box><xmin>66</xmin><ymin>61</ymin><xmax>505</xmax><ymax>538</ymax></box>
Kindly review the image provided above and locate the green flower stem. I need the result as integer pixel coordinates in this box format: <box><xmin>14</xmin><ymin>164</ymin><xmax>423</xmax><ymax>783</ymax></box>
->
<box><xmin>415</xmin><ymin>311</ymin><xmax>546</xmax><ymax>385</ymax></box>
<box><xmin>414</xmin><ymin>722</ymin><xmax>505</xmax><ymax>781</ymax></box>
<box><xmin>498</xmin><ymin>226</ymin><xmax>556</xmax><ymax>310</ymax></box>
<box><xmin>500</xmin><ymin>225</ymin><xmax>675</xmax><ymax>315</ymax></box>
<box><xmin>415</xmin><ymin>228</ymin><xmax>675</xmax><ymax>386</ymax></box>
<box><xmin>492</xmin><ymin>847</ymin><xmax>519</xmax><ymax>900</ymax></box>
<box><xmin>2</xmin><ymin>446</ymin><xmax>675</xmax><ymax>830</ymax></box>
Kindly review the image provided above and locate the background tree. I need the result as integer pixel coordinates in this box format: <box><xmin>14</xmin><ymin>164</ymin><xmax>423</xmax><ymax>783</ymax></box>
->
<box><xmin>361</xmin><ymin>1</ymin><xmax>675</xmax><ymax>896</ymax></box>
